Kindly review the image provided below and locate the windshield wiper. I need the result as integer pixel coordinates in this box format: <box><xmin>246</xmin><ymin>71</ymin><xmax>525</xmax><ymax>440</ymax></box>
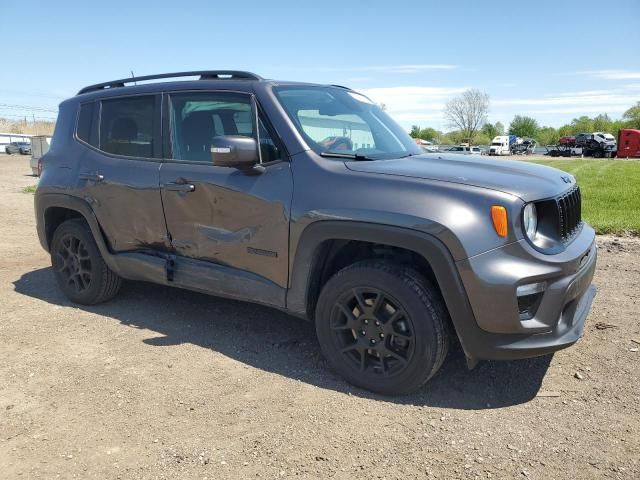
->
<box><xmin>320</xmin><ymin>152</ymin><xmax>374</xmax><ymax>161</ymax></box>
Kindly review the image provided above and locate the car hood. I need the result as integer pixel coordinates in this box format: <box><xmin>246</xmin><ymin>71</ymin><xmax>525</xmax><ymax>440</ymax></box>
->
<box><xmin>345</xmin><ymin>153</ymin><xmax>574</xmax><ymax>202</ymax></box>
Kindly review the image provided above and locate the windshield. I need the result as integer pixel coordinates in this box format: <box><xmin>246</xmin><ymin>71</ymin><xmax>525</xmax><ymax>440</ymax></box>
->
<box><xmin>274</xmin><ymin>86</ymin><xmax>421</xmax><ymax>159</ymax></box>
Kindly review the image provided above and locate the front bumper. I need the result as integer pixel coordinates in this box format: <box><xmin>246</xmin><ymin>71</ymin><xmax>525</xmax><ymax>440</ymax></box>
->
<box><xmin>455</xmin><ymin>224</ymin><xmax>597</xmax><ymax>361</ymax></box>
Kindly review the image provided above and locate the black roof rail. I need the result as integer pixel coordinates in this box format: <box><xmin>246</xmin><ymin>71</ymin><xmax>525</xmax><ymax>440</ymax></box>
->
<box><xmin>77</xmin><ymin>70</ymin><xmax>263</xmax><ymax>95</ymax></box>
<box><xmin>330</xmin><ymin>84</ymin><xmax>352</xmax><ymax>90</ymax></box>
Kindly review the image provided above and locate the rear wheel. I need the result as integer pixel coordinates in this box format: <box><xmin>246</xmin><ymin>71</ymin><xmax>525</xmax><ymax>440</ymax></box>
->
<box><xmin>315</xmin><ymin>260</ymin><xmax>451</xmax><ymax>395</ymax></box>
<box><xmin>50</xmin><ymin>219</ymin><xmax>121</xmax><ymax>304</ymax></box>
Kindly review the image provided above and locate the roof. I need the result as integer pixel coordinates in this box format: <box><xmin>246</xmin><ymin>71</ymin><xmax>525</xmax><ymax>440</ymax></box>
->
<box><xmin>72</xmin><ymin>70</ymin><xmax>350</xmax><ymax>104</ymax></box>
<box><xmin>77</xmin><ymin>70</ymin><xmax>264</xmax><ymax>95</ymax></box>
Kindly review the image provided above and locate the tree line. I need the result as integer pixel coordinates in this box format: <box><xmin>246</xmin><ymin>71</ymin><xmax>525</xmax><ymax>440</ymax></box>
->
<box><xmin>410</xmin><ymin>89</ymin><xmax>640</xmax><ymax>146</ymax></box>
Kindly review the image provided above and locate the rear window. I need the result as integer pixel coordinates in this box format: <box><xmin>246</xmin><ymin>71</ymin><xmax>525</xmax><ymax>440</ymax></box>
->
<box><xmin>99</xmin><ymin>96</ymin><xmax>156</xmax><ymax>158</ymax></box>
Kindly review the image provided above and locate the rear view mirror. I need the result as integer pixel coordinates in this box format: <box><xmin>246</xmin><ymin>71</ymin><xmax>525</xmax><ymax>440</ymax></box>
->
<box><xmin>211</xmin><ymin>136</ymin><xmax>261</xmax><ymax>172</ymax></box>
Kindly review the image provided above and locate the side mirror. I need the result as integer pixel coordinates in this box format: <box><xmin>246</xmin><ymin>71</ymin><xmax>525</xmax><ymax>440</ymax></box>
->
<box><xmin>210</xmin><ymin>136</ymin><xmax>261</xmax><ymax>172</ymax></box>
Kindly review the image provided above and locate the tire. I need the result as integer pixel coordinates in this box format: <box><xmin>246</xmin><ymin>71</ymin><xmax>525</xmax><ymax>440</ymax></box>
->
<box><xmin>50</xmin><ymin>218</ymin><xmax>122</xmax><ymax>305</ymax></box>
<box><xmin>315</xmin><ymin>260</ymin><xmax>451</xmax><ymax>395</ymax></box>
<box><xmin>5</xmin><ymin>148</ymin><xmax>11</xmax><ymax>155</ymax></box>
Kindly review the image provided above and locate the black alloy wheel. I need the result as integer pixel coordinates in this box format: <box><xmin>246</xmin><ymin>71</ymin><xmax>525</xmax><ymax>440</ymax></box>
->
<box><xmin>315</xmin><ymin>260</ymin><xmax>451</xmax><ymax>395</ymax></box>
<box><xmin>50</xmin><ymin>219</ymin><xmax>122</xmax><ymax>304</ymax></box>
<box><xmin>330</xmin><ymin>287</ymin><xmax>416</xmax><ymax>377</ymax></box>
<box><xmin>54</xmin><ymin>233</ymin><xmax>93</xmax><ymax>295</ymax></box>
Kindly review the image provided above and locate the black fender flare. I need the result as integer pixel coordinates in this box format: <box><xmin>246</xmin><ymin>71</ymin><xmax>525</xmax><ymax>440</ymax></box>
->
<box><xmin>36</xmin><ymin>193</ymin><xmax>113</xmax><ymax>261</ymax></box>
<box><xmin>286</xmin><ymin>221</ymin><xmax>479</xmax><ymax>356</ymax></box>
<box><xmin>36</xmin><ymin>193</ymin><xmax>168</xmax><ymax>284</ymax></box>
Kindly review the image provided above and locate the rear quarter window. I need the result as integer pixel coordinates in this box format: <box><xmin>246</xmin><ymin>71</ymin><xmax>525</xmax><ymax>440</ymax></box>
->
<box><xmin>76</xmin><ymin>102</ymin><xmax>95</xmax><ymax>145</ymax></box>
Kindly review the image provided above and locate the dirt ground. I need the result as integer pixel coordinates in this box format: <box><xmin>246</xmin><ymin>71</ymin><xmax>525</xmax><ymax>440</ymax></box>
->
<box><xmin>0</xmin><ymin>153</ymin><xmax>638</xmax><ymax>480</ymax></box>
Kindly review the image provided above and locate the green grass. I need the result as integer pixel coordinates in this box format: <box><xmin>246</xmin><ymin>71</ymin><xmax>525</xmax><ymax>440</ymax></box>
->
<box><xmin>22</xmin><ymin>185</ymin><xmax>37</xmax><ymax>194</ymax></box>
<box><xmin>529</xmin><ymin>160</ymin><xmax>640</xmax><ymax>235</ymax></box>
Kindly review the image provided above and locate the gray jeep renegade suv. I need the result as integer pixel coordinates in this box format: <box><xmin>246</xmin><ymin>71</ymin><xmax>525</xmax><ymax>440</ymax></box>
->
<box><xmin>35</xmin><ymin>71</ymin><xmax>597</xmax><ymax>394</ymax></box>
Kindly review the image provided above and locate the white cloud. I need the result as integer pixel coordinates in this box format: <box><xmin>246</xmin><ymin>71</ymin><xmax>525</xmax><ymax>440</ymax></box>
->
<box><xmin>525</xmin><ymin>105</ymin><xmax>628</xmax><ymax>115</ymax></box>
<box><xmin>494</xmin><ymin>86</ymin><xmax>639</xmax><ymax>108</ymax></box>
<box><xmin>360</xmin><ymin>85</ymin><xmax>467</xmax><ymax>112</ymax></box>
<box><xmin>583</xmin><ymin>70</ymin><xmax>640</xmax><ymax>80</ymax></box>
<box><xmin>356</xmin><ymin>83</ymin><xmax>639</xmax><ymax>131</ymax></box>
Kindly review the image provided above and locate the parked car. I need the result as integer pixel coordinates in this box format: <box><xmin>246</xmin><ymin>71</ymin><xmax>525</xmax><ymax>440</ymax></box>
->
<box><xmin>35</xmin><ymin>71</ymin><xmax>597</xmax><ymax>394</ymax></box>
<box><xmin>5</xmin><ymin>141</ymin><xmax>31</xmax><ymax>155</ymax></box>
<box><xmin>445</xmin><ymin>145</ymin><xmax>482</xmax><ymax>155</ymax></box>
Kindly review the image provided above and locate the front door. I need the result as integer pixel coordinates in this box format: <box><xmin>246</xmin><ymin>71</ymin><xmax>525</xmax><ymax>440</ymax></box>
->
<box><xmin>159</xmin><ymin>91</ymin><xmax>293</xmax><ymax>301</ymax></box>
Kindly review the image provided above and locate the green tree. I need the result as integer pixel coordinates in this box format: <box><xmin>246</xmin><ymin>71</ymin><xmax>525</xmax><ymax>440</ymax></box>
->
<box><xmin>509</xmin><ymin>115</ymin><xmax>539</xmax><ymax>138</ymax></box>
<box><xmin>481</xmin><ymin>121</ymin><xmax>504</xmax><ymax>139</ymax></box>
<box><xmin>443</xmin><ymin>130</ymin><xmax>466</xmax><ymax>145</ymax></box>
<box><xmin>409</xmin><ymin>126</ymin><xmax>444</xmax><ymax>142</ymax></box>
<box><xmin>420</xmin><ymin>127</ymin><xmax>442</xmax><ymax>142</ymax></box>
<box><xmin>473</xmin><ymin>133</ymin><xmax>491</xmax><ymax>145</ymax></box>
<box><xmin>592</xmin><ymin>113</ymin><xmax>612</xmax><ymax>132</ymax></box>
<box><xmin>569</xmin><ymin>116</ymin><xmax>595</xmax><ymax>134</ymax></box>
<box><xmin>558</xmin><ymin>124</ymin><xmax>573</xmax><ymax>138</ymax></box>
<box><xmin>623</xmin><ymin>102</ymin><xmax>640</xmax><ymax>128</ymax></box>
<box><xmin>536</xmin><ymin>126</ymin><xmax>559</xmax><ymax>146</ymax></box>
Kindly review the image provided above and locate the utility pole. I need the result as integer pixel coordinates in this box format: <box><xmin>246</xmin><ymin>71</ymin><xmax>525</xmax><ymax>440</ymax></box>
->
<box><xmin>33</xmin><ymin>113</ymin><xmax>38</xmax><ymax>135</ymax></box>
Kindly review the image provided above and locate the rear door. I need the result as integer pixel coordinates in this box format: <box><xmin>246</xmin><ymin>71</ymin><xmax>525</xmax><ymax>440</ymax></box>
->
<box><xmin>159</xmin><ymin>90</ymin><xmax>293</xmax><ymax>299</ymax></box>
<box><xmin>75</xmin><ymin>95</ymin><xmax>168</xmax><ymax>252</ymax></box>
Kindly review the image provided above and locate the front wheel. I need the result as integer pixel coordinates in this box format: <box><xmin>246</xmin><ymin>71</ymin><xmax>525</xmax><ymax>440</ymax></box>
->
<box><xmin>50</xmin><ymin>218</ymin><xmax>122</xmax><ymax>304</ymax></box>
<box><xmin>315</xmin><ymin>260</ymin><xmax>451</xmax><ymax>395</ymax></box>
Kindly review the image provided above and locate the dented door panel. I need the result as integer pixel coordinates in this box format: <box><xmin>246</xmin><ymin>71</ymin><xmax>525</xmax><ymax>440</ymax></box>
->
<box><xmin>159</xmin><ymin>161</ymin><xmax>293</xmax><ymax>288</ymax></box>
<box><xmin>78</xmin><ymin>148</ymin><xmax>168</xmax><ymax>252</ymax></box>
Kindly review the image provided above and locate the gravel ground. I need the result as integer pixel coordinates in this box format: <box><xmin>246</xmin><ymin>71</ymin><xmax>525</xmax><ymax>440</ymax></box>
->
<box><xmin>0</xmin><ymin>154</ymin><xmax>638</xmax><ymax>479</ymax></box>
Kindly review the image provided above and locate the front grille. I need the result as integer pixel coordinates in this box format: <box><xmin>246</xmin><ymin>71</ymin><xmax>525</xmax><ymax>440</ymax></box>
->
<box><xmin>556</xmin><ymin>186</ymin><xmax>582</xmax><ymax>242</ymax></box>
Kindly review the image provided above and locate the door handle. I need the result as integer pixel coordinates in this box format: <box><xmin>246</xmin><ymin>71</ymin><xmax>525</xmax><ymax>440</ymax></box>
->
<box><xmin>79</xmin><ymin>173</ymin><xmax>104</xmax><ymax>182</ymax></box>
<box><xmin>164</xmin><ymin>182</ymin><xmax>195</xmax><ymax>193</ymax></box>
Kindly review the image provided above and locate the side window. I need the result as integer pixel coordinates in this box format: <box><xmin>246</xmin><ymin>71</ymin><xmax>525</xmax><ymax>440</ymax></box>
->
<box><xmin>169</xmin><ymin>92</ymin><xmax>284</xmax><ymax>163</ymax></box>
<box><xmin>99</xmin><ymin>96</ymin><xmax>156</xmax><ymax>158</ymax></box>
<box><xmin>76</xmin><ymin>102</ymin><xmax>95</xmax><ymax>145</ymax></box>
<box><xmin>169</xmin><ymin>92</ymin><xmax>254</xmax><ymax>162</ymax></box>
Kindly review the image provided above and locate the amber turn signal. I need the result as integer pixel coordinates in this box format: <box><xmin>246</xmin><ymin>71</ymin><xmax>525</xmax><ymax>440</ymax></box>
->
<box><xmin>491</xmin><ymin>206</ymin><xmax>508</xmax><ymax>237</ymax></box>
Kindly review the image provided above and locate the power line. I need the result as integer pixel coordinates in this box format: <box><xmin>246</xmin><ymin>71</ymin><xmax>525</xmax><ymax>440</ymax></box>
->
<box><xmin>0</xmin><ymin>113</ymin><xmax>57</xmax><ymax>121</ymax></box>
<box><xmin>0</xmin><ymin>103</ymin><xmax>58</xmax><ymax>113</ymax></box>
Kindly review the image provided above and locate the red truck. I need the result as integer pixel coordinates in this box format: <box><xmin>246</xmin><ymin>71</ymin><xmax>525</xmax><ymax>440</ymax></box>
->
<box><xmin>617</xmin><ymin>129</ymin><xmax>640</xmax><ymax>158</ymax></box>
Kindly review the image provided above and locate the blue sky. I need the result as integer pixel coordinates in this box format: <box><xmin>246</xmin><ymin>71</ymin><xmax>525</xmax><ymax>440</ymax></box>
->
<box><xmin>2</xmin><ymin>0</ymin><xmax>639</xmax><ymax>131</ymax></box>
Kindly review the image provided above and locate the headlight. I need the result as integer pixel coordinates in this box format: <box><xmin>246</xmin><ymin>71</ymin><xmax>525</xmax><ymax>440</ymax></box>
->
<box><xmin>523</xmin><ymin>203</ymin><xmax>538</xmax><ymax>240</ymax></box>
